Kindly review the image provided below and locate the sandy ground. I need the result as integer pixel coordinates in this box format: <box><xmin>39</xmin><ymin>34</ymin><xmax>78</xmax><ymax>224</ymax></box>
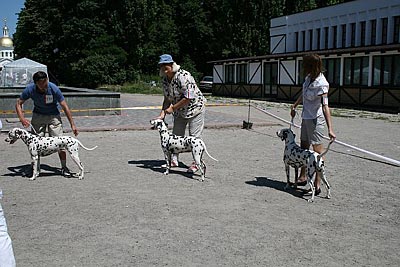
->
<box><xmin>0</xmin><ymin>107</ymin><xmax>399</xmax><ymax>266</ymax></box>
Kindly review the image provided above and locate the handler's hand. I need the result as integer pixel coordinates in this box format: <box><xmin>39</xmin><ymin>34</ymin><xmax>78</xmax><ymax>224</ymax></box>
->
<box><xmin>329</xmin><ymin>131</ymin><xmax>336</xmax><ymax>141</ymax></box>
<box><xmin>20</xmin><ymin>118</ymin><xmax>31</xmax><ymax>128</ymax></box>
<box><xmin>153</xmin><ymin>114</ymin><xmax>165</xmax><ymax>120</ymax></box>
<box><xmin>290</xmin><ymin>109</ymin><xmax>296</xmax><ymax>118</ymax></box>
<box><xmin>72</xmin><ymin>125</ymin><xmax>79</xmax><ymax>136</ymax></box>
<box><xmin>165</xmin><ymin>106</ymin><xmax>174</xmax><ymax>115</ymax></box>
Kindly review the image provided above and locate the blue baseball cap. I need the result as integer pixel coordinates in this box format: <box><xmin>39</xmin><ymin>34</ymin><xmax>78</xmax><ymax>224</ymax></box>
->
<box><xmin>158</xmin><ymin>54</ymin><xmax>174</xmax><ymax>64</ymax></box>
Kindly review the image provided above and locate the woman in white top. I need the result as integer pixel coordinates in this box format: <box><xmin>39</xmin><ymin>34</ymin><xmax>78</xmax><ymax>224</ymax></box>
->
<box><xmin>156</xmin><ymin>54</ymin><xmax>207</xmax><ymax>173</ymax></box>
<box><xmin>290</xmin><ymin>54</ymin><xmax>336</xmax><ymax>194</ymax></box>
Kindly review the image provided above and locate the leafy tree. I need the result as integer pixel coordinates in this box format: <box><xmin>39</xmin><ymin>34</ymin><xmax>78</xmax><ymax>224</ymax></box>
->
<box><xmin>13</xmin><ymin>0</ymin><xmax>346</xmax><ymax>88</ymax></box>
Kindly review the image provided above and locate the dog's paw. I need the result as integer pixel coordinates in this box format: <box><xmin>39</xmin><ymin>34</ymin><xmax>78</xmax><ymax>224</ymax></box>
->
<box><xmin>29</xmin><ymin>176</ymin><xmax>36</xmax><ymax>181</ymax></box>
<box><xmin>307</xmin><ymin>198</ymin><xmax>314</xmax><ymax>203</ymax></box>
<box><xmin>163</xmin><ymin>171</ymin><xmax>169</xmax><ymax>175</ymax></box>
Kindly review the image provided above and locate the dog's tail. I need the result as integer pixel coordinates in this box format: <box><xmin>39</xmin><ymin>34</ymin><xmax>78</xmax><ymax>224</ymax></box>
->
<box><xmin>318</xmin><ymin>140</ymin><xmax>334</xmax><ymax>160</ymax></box>
<box><xmin>203</xmin><ymin>143</ymin><xmax>218</xmax><ymax>162</ymax></box>
<box><xmin>76</xmin><ymin>140</ymin><xmax>98</xmax><ymax>151</ymax></box>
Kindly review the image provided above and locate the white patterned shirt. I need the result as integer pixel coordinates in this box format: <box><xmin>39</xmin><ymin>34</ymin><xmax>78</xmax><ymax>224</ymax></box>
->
<box><xmin>302</xmin><ymin>73</ymin><xmax>329</xmax><ymax>120</ymax></box>
<box><xmin>162</xmin><ymin>68</ymin><xmax>206</xmax><ymax>119</ymax></box>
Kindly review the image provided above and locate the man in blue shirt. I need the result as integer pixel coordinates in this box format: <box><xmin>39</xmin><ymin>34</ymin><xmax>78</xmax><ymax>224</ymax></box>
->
<box><xmin>15</xmin><ymin>71</ymin><xmax>78</xmax><ymax>177</ymax></box>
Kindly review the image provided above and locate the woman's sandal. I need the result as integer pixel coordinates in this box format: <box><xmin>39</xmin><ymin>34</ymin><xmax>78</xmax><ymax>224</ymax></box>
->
<box><xmin>296</xmin><ymin>180</ymin><xmax>307</xmax><ymax>186</ymax></box>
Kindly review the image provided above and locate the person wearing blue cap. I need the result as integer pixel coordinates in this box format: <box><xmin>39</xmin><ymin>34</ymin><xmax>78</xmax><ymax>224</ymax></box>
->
<box><xmin>155</xmin><ymin>54</ymin><xmax>207</xmax><ymax>173</ymax></box>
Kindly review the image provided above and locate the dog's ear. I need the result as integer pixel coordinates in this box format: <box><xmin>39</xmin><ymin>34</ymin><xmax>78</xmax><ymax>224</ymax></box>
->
<box><xmin>282</xmin><ymin>130</ymin><xmax>287</xmax><ymax>140</ymax></box>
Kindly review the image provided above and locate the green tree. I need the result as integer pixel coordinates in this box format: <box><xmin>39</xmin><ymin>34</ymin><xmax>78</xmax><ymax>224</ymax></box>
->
<box><xmin>13</xmin><ymin>0</ymin><xmax>347</xmax><ymax>87</ymax></box>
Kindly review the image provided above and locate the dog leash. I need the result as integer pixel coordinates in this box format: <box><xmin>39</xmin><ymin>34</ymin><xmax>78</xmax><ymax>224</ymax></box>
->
<box><xmin>251</xmin><ymin>104</ymin><xmax>400</xmax><ymax>167</ymax></box>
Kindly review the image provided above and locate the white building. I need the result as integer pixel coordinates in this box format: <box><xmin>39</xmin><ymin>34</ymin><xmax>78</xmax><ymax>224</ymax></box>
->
<box><xmin>0</xmin><ymin>19</ymin><xmax>14</xmax><ymax>69</ymax></box>
<box><xmin>210</xmin><ymin>0</ymin><xmax>400</xmax><ymax>113</ymax></box>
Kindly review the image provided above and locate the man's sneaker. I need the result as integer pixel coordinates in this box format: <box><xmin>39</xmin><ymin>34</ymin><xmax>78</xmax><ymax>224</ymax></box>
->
<box><xmin>61</xmin><ymin>167</ymin><xmax>72</xmax><ymax>177</ymax></box>
<box><xmin>187</xmin><ymin>164</ymin><xmax>199</xmax><ymax>173</ymax></box>
<box><xmin>161</xmin><ymin>161</ymin><xmax>179</xmax><ymax>168</ymax></box>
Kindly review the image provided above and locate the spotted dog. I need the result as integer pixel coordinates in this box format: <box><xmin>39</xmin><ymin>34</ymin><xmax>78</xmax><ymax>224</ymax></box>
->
<box><xmin>5</xmin><ymin>128</ymin><xmax>98</xmax><ymax>180</ymax></box>
<box><xmin>276</xmin><ymin>128</ymin><xmax>332</xmax><ymax>202</ymax></box>
<box><xmin>150</xmin><ymin>119</ymin><xmax>218</xmax><ymax>181</ymax></box>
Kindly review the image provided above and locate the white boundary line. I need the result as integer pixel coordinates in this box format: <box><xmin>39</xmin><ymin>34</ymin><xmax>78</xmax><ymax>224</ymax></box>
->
<box><xmin>252</xmin><ymin>104</ymin><xmax>400</xmax><ymax>167</ymax></box>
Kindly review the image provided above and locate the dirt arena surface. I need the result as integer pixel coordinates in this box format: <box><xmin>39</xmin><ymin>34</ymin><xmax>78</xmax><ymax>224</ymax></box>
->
<box><xmin>1</xmin><ymin>108</ymin><xmax>399</xmax><ymax>266</ymax></box>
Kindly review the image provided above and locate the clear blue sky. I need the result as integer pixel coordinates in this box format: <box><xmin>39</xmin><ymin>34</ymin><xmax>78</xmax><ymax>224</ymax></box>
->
<box><xmin>0</xmin><ymin>0</ymin><xmax>26</xmax><ymax>37</ymax></box>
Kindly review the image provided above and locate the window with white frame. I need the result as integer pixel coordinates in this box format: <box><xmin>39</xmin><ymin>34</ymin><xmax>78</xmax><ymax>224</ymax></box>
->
<box><xmin>323</xmin><ymin>58</ymin><xmax>341</xmax><ymax>85</ymax></box>
<box><xmin>360</xmin><ymin>21</ymin><xmax>366</xmax><ymax>46</ymax></box>
<box><xmin>373</xmin><ymin>55</ymin><xmax>400</xmax><ymax>86</ymax></box>
<box><xmin>394</xmin><ymin>16</ymin><xmax>400</xmax><ymax>44</ymax></box>
<box><xmin>344</xmin><ymin>56</ymin><xmax>369</xmax><ymax>86</ymax></box>
<box><xmin>381</xmin><ymin>18</ymin><xmax>388</xmax><ymax>44</ymax></box>
<box><xmin>224</xmin><ymin>64</ymin><xmax>235</xmax><ymax>83</ymax></box>
<box><xmin>236</xmin><ymin>63</ymin><xmax>247</xmax><ymax>84</ymax></box>
<box><xmin>350</xmin><ymin>23</ymin><xmax>356</xmax><ymax>47</ymax></box>
<box><xmin>341</xmin><ymin>24</ymin><xmax>346</xmax><ymax>47</ymax></box>
<box><xmin>370</xmin><ymin>19</ymin><xmax>377</xmax><ymax>45</ymax></box>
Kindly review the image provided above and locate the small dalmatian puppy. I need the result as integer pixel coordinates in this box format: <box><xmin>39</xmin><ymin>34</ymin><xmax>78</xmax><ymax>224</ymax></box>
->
<box><xmin>150</xmin><ymin>119</ymin><xmax>218</xmax><ymax>181</ymax></box>
<box><xmin>5</xmin><ymin>128</ymin><xmax>97</xmax><ymax>181</ymax></box>
<box><xmin>276</xmin><ymin>128</ymin><xmax>332</xmax><ymax>202</ymax></box>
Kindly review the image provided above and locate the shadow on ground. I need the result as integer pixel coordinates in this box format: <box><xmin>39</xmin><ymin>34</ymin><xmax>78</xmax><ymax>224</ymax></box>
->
<box><xmin>4</xmin><ymin>164</ymin><xmax>80</xmax><ymax>179</ymax></box>
<box><xmin>246</xmin><ymin>176</ymin><xmax>312</xmax><ymax>200</ymax></box>
<box><xmin>128</xmin><ymin>159</ymin><xmax>202</xmax><ymax>180</ymax></box>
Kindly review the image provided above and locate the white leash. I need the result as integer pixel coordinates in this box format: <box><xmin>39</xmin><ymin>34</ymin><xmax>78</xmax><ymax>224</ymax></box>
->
<box><xmin>252</xmin><ymin>104</ymin><xmax>400</xmax><ymax>167</ymax></box>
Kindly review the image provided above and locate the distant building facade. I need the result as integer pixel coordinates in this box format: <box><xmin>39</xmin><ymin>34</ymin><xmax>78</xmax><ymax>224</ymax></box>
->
<box><xmin>0</xmin><ymin>19</ymin><xmax>14</xmax><ymax>69</ymax></box>
<box><xmin>209</xmin><ymin>0</ymin><xmax>400</xmax><ymax>112</ymax></box>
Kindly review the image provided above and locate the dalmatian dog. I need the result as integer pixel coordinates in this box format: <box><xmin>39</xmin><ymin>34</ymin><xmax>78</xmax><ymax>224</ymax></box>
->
<box><xmin>276</xmin><ymin>128</ymin><xmax>332</xmax><ymax>202</ymax></box>
<box><xmin>5</xmin><ymin>128</ymin><xmax>97</xmax><ymax>181</ymax></box>
<box><xmin>150</xmin><ymin>119</ymin><xmax>218</xmax><ymax>181</ymax></box>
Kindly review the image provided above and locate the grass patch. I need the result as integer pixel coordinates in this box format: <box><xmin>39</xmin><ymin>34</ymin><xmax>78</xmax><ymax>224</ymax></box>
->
<box><xmin>100</xmin><ymin>82</ymin><xmax>163</xmax><ymax>94</ymax></box>
<box><xmin>99</xmin><ymin>74</ymin><xmax>164</xmax><ymax>94</ymax></box>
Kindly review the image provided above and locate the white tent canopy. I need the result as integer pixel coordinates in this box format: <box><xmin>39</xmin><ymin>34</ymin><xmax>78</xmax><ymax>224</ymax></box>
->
<box><xmin>0</xmin><ymin>57</ymin><xmax>47</xmax><ymax>87</ymax></box>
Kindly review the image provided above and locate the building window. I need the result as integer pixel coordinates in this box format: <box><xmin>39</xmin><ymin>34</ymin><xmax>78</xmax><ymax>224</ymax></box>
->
<box><xmin>360</xmin><ymin>21</ymin><xmax>366</xmax><ymax>46</ymax></box>
<box><xmin>394</xmin><ymin>16</ymin><xmax>400</xmax><ymax>44</ymax></box>
<box><xmin>370</xmin><ymin>19</ymin><xmax>377</xmax><ymax>45</ymax></box>
<box><xmin>344</xmin><ymin>56</ymin><xmax>369</xmax><ymax>86</ymax></box>
<box><xmin>332</xmin><ymin>26</ymin><xmax>337</xmax><ymax>49</ymax></box>
<box><xmin>236</xmin><ymin>63</ymin><xmax>247</xmax><ymax>84</ymax></box>
<box><xmin>323</xmin><ymin>58</ymin><xmax>341</xmax><ymax>85</ymax></box>
<box><xmin>341</xmin><ymin>24</ymin><xmax>346</xmax><ymax>48</ymax></box>
<box><xmin>263</xmin><ymin>62</ymin><xmax>278</xmax><ymax>95</ymax></box>
<box><xmin>295</xmin><ymin>32</ymin><xmax>299</xmax><ymax>52</ymax></box>
<box><xmin>373</xmin><ymin>55</ymin><xmax>400</xmax><ymax>86</ymax></box>
<box><xmin>324</xmin><ymin>27</ymin><xmax>329</xmax><ymax>49</ymax></box>
<box><xmin>316</xmin><ymin>29</ymin><xmax>321</xmax><ymax>50</ymax></box>
<box><xmin>309</xmin><ymin>29</ymin><xmax>313</xmax><ymax>50</ymax></box>
<box><xmin>302</xmin><ymin>31</ymin><xmax>306</xmax><ymax>51</ymax></box>
<box><xmin>381</xmin><ymin>18</ymin><xmax>388</xmax><ymax>44</ymax></box>
<box><xmin>350</xmin><ymin>23</ymin><xmax>356</xmax><ymax>47</ymax></box>
<box><xmin>224</xmin><ymin>64</ymin><xmax>235</xmax><ymax>83</ymax></box>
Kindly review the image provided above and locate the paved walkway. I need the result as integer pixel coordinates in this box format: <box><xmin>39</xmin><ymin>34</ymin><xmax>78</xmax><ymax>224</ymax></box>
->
<box><xmin>1</xmin><ymin>93</ymin><xmax>281</xmax><ymax>132</ymax></box>
<box><xmin>2</xmin><ymin>93</ymin><xmax>398</xmax><ymax>133</ymax></box>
